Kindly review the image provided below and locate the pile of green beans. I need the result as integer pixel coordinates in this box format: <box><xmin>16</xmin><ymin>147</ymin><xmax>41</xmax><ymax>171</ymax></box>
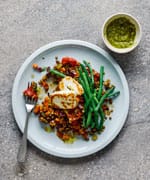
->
<box><xmin>79</xmin><ymin>60</ymin><xmax>120</xmax><ymax>130</ymax></box>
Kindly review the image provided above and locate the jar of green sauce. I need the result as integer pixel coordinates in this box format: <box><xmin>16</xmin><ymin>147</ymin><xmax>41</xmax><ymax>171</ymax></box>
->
<box><xmin>102</xmin><ymin>13</ymin><xmax>142</xmax><ymax>53</ymax></box>
<box><xmin>106</xmin><ymin>17</ymin><xmax>136</xmax><ymax>48</ymax></box>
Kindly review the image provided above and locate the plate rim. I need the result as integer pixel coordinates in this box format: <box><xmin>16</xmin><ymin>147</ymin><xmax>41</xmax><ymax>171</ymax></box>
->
<box><xmin>12</xmin><ymin>40</ymin><xmax>129</xmax><ymax>158</ymax></box>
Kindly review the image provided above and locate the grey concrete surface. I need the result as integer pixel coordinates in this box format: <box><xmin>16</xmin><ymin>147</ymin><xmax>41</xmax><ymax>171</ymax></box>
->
<box><xmin>0</xmin><ymin>0</ymin><xmax>150</xmax><ymax>180</ymax></box>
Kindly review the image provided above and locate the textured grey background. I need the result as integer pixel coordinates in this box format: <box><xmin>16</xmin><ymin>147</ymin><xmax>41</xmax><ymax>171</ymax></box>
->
<box><xmin>0</xmin><ymin>0</ymin><xmax>150</xmax><ymax>180</ymax></box>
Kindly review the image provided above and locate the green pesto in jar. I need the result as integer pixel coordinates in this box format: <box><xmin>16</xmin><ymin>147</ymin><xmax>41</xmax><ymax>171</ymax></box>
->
<box><xmin>106</xmin><ymin>17</ymin><xmax>136</xmax><ymax>48</ymax></box>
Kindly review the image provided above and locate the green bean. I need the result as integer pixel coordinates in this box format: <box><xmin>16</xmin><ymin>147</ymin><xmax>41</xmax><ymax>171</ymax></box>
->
<box><xmin>78</xmin><ymin>77</ymin><xmax>87</xmax><ymax>94</ymax></box>
<box><xmin>78</xmin><ymin>67</ymin><xmax>84</xmax><ymax>79</ymax></box>
<box><xmin>91</xmin><ymin>122</ymin><xmax>95</xmax><ymax>129</ymax></box>
<box><xmin>93</xmin><ymin>97</ymin><xmax>104</xmax><ymax>130</ymax></box>
<box><xmin>80</xmin><ymin>63</ymin><xmax>91</xmax><ymax>84</ymax></box>
<box><xmin>80</xmin><ymin>63</ymin><xmax>94</xmax><ymax>92</ymax></box>
<box><xmin>81</xmin><ymin>90</ymin><xmax>88</xmax><ymax>128</ymax></box>
<box><xmin>108</xmin><ymin>91</ymin><xmax>120</xmax><ymax>98</ymax></box>
<box><xmin>98</xmin><ymin>108</ymin><xmax>105</xmax><ymax>130</ymax></box>
<box><xmin>83</xmin><ymin>60</ymin><xmax>94</xmax><ymax>90</ymax></box>
<box><xmin>85</xmin><ymin>90</ymin><xmax>97</xmax><ymax>110</ymax></box>
<box><xmin>78</xmin><ymin>69</ymin><xmax>90</xmax><ymax>96</ymax></box>
<box><xmin>79</xmin><ymin>78</ymin><xmax>93</xmax><ymax>111</ymax></box>
<box><xmin>78</xmin><ymin>77</ymin><xmax>94</xmax><ymax>110</ymax></box>
<box><xmin>95</xmin><ymin>86</ymin><xmax>115</xmax><ymax>112</ymax></box>
<box><xmin>79</xmin><ymin>75</ymin><xmax>95</xmax><ymax>112</ymax></box>
<box><xmin>50</xmin><ymin>69</ymin><xmax>66</xmax><ymax>78</ymax></box>
<box><xmin>82</xmin><ymin>73</ymin><xmax>92</xmax><ymax>97</ymax></box>
<box><xmin>79</xmin><ymin>65</ymin><xmax>93</xmax><ymax>97</ymax></box>
<box><xmin>86</xmin><ymin>110</ymin><xmax>92</xmax><ymax>127</ymax></box>
<box><xmin>94</xmin><ymin>112</ymin><xmax>99</xmax><ymax>129</ymax></box>
<box><xmin>97</xmin><ymin>66</ymin><xmax>104</xmax><ymax>99</ymax></box>
<box><xmin>84</xmin><ymin>95</ymin><xmax>93</xmax><ymax>109</ymax></box>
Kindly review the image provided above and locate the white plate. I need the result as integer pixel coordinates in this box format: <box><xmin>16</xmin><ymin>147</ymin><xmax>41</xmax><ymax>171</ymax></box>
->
<box><xmin>12</xmin><ymin>40</ymin><xmax>129</xmax><ymax>158</ymax></box>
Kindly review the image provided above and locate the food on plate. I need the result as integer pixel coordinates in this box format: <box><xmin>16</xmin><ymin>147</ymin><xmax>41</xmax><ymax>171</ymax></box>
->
<box><xmin>23</xmin><ymin>56</ymin><xmax>120</xmax><ymax>142</ymax></box>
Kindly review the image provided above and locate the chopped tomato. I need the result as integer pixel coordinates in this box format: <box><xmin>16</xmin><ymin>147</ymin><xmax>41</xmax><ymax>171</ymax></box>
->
<box><xmin>61</xmin><ymin>57</ymin><xmax>79</xmax><ymax>66</ymax></box>
<box><xmin>23</xmin><ymin>85</ymin><xmax>38</xmax><ymax>100</ymax></box>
